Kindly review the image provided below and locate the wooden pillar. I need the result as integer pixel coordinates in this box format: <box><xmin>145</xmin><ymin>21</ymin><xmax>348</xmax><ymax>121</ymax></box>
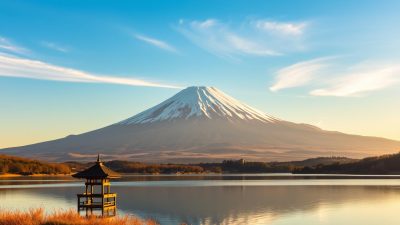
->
<box><xmin>101</xmin><ymin>179</ymin><xmax>104</xmax><ymax>216</ymax></box>
<box><xmin>91</xmin><ymin>181</ymin><xmax>93</xmax><ymax>214</ymax></box>
<box><xmin>85</xmin><ymin>179</ymin><xmax>88</xmax><ymax>203</ymax></box>
<box><xmin>77</xmin><ymin>196</ymin><xmax>80</xmax><ymax>213</ymax></box>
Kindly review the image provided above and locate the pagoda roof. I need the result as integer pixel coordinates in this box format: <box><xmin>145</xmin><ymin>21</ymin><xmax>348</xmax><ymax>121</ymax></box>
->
<box><xmin>72</xmin><ymin>155</ymin><xmax>121</xmax><ymax>179</ymax></box>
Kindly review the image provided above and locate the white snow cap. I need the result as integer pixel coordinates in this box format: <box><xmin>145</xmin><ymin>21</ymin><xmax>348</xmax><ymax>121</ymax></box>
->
<box><xmin>118</xmin><ymin>86</ymin><xmax>278</xmax><ymax>124</ymax></box>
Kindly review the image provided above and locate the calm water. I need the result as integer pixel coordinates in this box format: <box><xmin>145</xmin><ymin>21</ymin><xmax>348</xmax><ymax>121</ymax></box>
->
<box><xmin>1</xmin><ymin>174</ymin><xmax>400</xmax><ymax>225</ymax></box>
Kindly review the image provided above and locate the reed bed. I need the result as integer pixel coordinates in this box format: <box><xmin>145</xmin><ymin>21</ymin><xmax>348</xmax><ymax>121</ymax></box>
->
<box><xmin>0</xmin><ymin>208</ymin><xmax>158</xmax><ymax>225</ymax></box>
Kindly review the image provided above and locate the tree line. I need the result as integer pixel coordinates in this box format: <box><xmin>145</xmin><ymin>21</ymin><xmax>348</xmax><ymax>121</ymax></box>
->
<box><xmin>67</xmin><ymin>156</ymin><xmax>356</xmax><ymax>174</ymax></box>
<box><xmin>4</xmin><ymin>152</ymin><xmax>400</xmax><ymax>175</ymax></box>
<box><xmin>0</xmin><ymin>155</ymin><xmax>71</xmax><ymax>175</ymax></box>
<box><xmin>294</xmin><ymin>152</ymin><xmax>400</xmax><ymax>174</ymax></box>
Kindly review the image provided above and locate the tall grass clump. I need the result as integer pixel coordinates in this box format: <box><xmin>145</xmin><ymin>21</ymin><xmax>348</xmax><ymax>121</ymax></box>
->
<box><xmin>0</xmin><ymin>208</ymin><xmax>158</xmax><ymax>225</ymax></box>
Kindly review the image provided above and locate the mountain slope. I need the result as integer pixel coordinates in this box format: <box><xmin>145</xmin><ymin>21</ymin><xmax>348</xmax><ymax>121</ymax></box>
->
<box><xmin>2</xmin><ymin>86</ymin><xmax>400</xmax><ymax>162</ymax></box>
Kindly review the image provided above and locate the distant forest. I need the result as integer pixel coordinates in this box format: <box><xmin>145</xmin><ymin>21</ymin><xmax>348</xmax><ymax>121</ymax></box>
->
<box><xmin>2</xmin><ymin>152</ymin><xmax>400</xmax><ymax>175</ymax></box>
<box><xmin>66</xmin><ymin>153</ymin><xmax>400</xmax><ymax>175</ymax></box>
<box><xmin>294</xmin><ymin>152</ymin><xmax>400</xmax><ymax>174</ymax></box>
<box><xmin>0</xmin><ymin>155</ymin><xmax>71</xmax><ymax>175</ymax></box>
<box><xmin>66</xmin><ymin>156</ymin><xmax>355</xmax><ymax>174</ymax></box>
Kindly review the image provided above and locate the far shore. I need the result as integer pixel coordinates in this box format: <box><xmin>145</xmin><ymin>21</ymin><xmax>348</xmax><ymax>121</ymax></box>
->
<box><xmin>0</xmin><ymin>173</ymin><xmax>72</xmax><ymax>177</ymax></box>
<box><xmin>3</xmin><ymin>152</ymin><xmax>400</xmax><ymax>177</ymax></box>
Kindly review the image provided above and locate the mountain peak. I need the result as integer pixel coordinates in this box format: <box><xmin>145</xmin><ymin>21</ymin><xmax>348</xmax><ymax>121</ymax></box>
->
<box><xmin>117</xmin><ymin>86</ymin><xmax>278</xmax><ymax>125</ymax></box>
<box><xmin>180</xmin><ymin>86</ymin><xmax>219</xmax><ymax>94</ymax></box>
<box><xmin>186</xmin><ymin>85</ymin><xmax>212</xmax><ymax>89</ymax></box>
<box><xmin>178</xmin><ymin>86</ymin><xmax>217</xmax><ymax>95</ymax></box>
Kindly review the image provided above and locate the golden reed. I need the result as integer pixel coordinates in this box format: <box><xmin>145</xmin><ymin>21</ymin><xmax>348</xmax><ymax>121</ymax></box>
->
<box><xmin>0</xmin><ymin>208</ymin><xmax>158</xmax><ymax>225</ymax></box>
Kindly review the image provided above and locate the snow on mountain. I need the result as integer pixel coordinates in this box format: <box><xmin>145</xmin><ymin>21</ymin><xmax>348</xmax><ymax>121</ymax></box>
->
<box><xmin>118</xmin><ymin>86</ymin><xmax>278</xmax><ymax>124</ymax></box>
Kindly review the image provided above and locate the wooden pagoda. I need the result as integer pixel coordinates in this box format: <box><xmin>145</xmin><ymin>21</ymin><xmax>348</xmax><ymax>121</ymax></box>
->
<box><xmin>72</xmin><ymin>155</ymin><xmax>121</xmax><ymax>217</ymax></box>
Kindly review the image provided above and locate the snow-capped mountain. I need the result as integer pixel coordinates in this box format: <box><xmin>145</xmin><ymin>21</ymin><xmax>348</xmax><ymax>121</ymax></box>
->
<box><xmin>2</xmin><ymin>86</ymin><xmax>400</xmax><ymax>162</ymax></box>
<box><xmin>118</xmin><ymin>86</ymin><xmax>278</xmax><ymax>124</ymax></box>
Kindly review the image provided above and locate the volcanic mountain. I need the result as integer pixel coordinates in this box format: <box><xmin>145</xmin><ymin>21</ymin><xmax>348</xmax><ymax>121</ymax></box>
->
<box><xmin>2</xmin><ymin>86</ymin><xmax>400</xmax><ymax>162</ymax></box>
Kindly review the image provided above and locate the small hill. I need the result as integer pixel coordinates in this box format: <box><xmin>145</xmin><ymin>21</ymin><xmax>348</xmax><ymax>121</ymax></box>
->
<box><xmin>294</xmin><ymin>152</ymin><xmax>400</xmax><ymax>174</ymax></box>
<box><xmin>0</xmin><ymin>154</ymin><xmax>71</xmax><ymax>175</ymax></box>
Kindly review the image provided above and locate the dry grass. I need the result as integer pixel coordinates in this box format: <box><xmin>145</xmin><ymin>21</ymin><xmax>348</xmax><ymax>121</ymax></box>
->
<box><xmin>0</xmin><ymin>208</ymin><xmax>158</xmax><ymax>225</ymax></box>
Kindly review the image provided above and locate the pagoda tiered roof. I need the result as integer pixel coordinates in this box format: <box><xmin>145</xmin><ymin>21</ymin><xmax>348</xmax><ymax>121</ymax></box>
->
<box><xmin>72</xmin><ymin>155</ymin><xmax>120</xmax><ymax>179</ymax></box>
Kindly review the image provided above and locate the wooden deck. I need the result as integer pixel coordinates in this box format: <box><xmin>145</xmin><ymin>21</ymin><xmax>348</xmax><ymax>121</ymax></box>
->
<box><xmin>77</xmin><ymin>193</ymin><xmax>117</xmax><ymax>210</ymax></box>
<box><xmin>77</xmin><ymin>193</ymin><xmax>116</xmax><ymax>198</ymax></box>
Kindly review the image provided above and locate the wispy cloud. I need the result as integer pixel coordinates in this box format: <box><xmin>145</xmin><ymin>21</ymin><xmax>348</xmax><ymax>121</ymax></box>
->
<box><xmin>134</xmin><ymin>34</ymin><xmax>177</xmax><ymax>52</ymax></box>
<box><xmin>41</xmin><ymin>41</ymin><xmax>69</xmax><ymax>52</ymax></box>
<box><xmin>270</xmin><ymin>57</ymin><xmax>330</xmax><ymax>92</ymax></box>
<box><xmin>255</xmin><ymin>21</ymin><xmax>308</xmax><ymax>36</ymax></box>
<box><xmin>177</xmin><ymin>19</ymin><xmax>286</xmax><ymax>59</ymax></box>
<box><xmin>0</xmin><ymin>36</ymin><xmax>29</xmax><ymax>55</ymax></box>
<box><xmin>226</xmin><ymin>34</ymin><xmax>279</xmax><ymax>56</ymax></box>
<box><xmin>0</xmin><ymin>54</ymin><xmax>181</xmax><ymax>89</ymax></box>
<box><xmin>271</xmin><ymin>58</ymin><xmax>400</xmax><ymax>96</ymax></box>
<box><xmin>310</xmin><ymin>62</ymin><xmax>400</xmax><ymax>97</ymax></box>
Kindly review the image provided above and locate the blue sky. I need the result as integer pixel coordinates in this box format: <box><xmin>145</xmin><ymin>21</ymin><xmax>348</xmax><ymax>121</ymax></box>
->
<box><xmin>1</xmin><ymin>0</ymin><xmax>400</xmax><ymax>148</ymax></box>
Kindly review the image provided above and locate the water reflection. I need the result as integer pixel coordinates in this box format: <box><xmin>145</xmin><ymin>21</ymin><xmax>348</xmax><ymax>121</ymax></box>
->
<box><xmin>1</xmin><ymin>177</ymin><xmax>400</xmax><ymax>225</ymax></box>
<box><xmin>114</xmin><ymin>185</ymin><xmax>400</xmax><ymax>224</ymax></box>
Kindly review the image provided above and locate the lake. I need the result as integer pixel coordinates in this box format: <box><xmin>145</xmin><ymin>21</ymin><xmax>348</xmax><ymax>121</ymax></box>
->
<box><xmin>1</xmin><ymin>174</ymin><xmax>400</xmax><ymax>225</ymax></box>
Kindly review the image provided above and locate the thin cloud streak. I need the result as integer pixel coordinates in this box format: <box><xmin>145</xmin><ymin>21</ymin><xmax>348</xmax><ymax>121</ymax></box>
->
<box><xmin>41</xmin><ymin>41</ymin><xmax>69</xmax><ymax>52</ymax></box>
<box><xmin>271</xmin><ymin>58</ymin><xmax>400</xmax><ymax>97</ymax></box>
<box><xmin>311</xmin><ymin>63</ymin><xmax>400</xmax><ymax>97</ymax></box>
<box><xmin>270</xmin><ymin>57</ymin><xmax>330</xmax><ymax>92</ymax></box>
<box><xmin>0</xmin><ymin>54</ymin><xmax>181</xmax><ymax>89</ymax></box>
<box><xmin>0</xmin><ymin>36</ymin><xmax>29</xmax><ymax>55</ymax></box>
<box><xmin>134</xmin><ymin>34</ymin><xmax>177</xmax><ymax>52</ymax></box>
<box><xmin>226</xmin><ymin>34</ymin><xmax>279</xmax><ymax>56</ymax></box>
<box><xmin>177</xmin><ymin>19</ymin><xmax>284</xmax><ymax>59</ymax></box>
<box><xmin>255</xmin><ymin>21</ymin><xmax>308</xmax><ymax>36</ymax></box>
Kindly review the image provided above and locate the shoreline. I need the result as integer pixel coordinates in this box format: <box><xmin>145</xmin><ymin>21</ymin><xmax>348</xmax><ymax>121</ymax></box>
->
<box><xmin>3</xmin><ymin>172</ymin><xmax>400</xmax><ymax>179</ymax></box>
<box><xmin>0</xmin><ymin>173</ymin><xmax>72</xmax><ymax>177</ymax></box>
